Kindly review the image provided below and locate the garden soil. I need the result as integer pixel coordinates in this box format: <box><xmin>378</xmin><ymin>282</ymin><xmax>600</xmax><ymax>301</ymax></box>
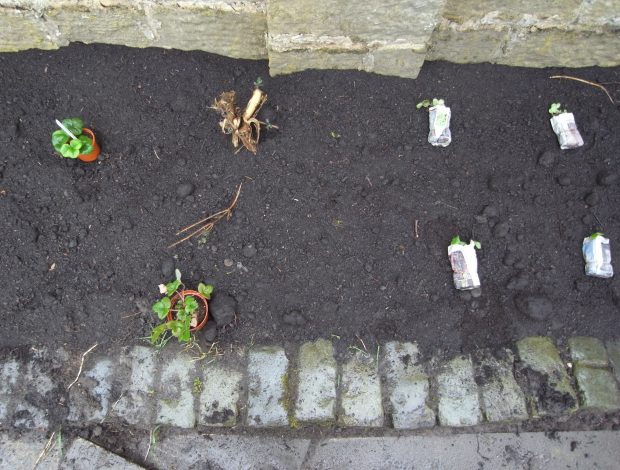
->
<box><xmin>1</xmin><ymin>44</ymin><xmax>619</xmax><ymax>359</ymax></box>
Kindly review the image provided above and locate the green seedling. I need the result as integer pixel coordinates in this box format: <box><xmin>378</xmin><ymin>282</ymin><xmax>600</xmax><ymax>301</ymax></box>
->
<box><xmin>51</xmin><ymin>118</ymin><xmax>93</xmax><ymax>159</ymax></box>
<box><xmin>192</xmin><ymin>377</ymin><xmax>203</xmax><ymax>394</ymax></box>
<box><xmin>589</xmin><ymin>232</ymin><xmax>604</xmax><ymax>239</ymax></box>
<box><xmin>330</xmin><ymin>131</ymin><xmax>341</xmax><ymax>139</ymax></box>
<box><xmin>416</xmin><ymin>98</ymin><xmax>445</xmax><ymax>109</ymax></box>
<box><xmin>150</xmin><ymin>270</ymin><xmax>214</xmax><ymax>347</ymax></box>
<box><xmin>450</xmin><ymin>235</ymin><xmax>481</xmax><ymax>250</ymax></box>
<box><xmin>253</xmin><ymin>76</ymin><xmax>263</xmax><ymax>88</ymax></box>
<box><xmin>549</xmin><ymin>103</ymin><xmax>568</xmax><ymax>116</ymax></box>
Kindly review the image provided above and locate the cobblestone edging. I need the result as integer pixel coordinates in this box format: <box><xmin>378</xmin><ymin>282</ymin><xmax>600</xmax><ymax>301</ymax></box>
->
<box><xmin>1</xmin><ymin>336</ymin><xmax>619</xmax><ymax>432</ymax></box>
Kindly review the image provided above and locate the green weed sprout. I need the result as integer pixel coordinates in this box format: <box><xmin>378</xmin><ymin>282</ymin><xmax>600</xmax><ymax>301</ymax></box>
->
<box><xmin>51</xmin><ymin>118</ymin><xmax>93</xmax><ymax>159</ymax></box>
<box><xmin>450</xmin><ymin>235</ymin><xmax>481</xmax><ymax>249</ymax></box>
<box><xmin>548</xmin><ymin>103</ymin><xmax>567</xmax><ymax>116</ymax></box>
<box><xmin>416</xmin><ymin>98</ymin><xmax>445</xmax><ymax>109</ymax></box>
<box><xmin>150</xmin><ymin>269</ymin><xmax>214</xmax><ymax>346</ymax></box>
<box><xmin>589</xmin><ymin>232</ymin><xmax>604</xmax><ymax>240</ymax></box>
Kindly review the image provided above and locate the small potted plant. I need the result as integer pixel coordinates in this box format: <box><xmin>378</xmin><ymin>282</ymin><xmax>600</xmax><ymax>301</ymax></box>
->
<box><xmin>51</xmin><ymin>118</ymin><xmax>101</xmax><ymax>162</ymax></box>
<box><xmin>548</xmin><ymin>103</ymin><xmax>584</xmax><ymax>150</ymax></box>
<box><xmin>150</xmin><ymin>269</ymin><xmax>214</xmax><ymax>346</ymax></box>
<box><xmin>417</xmin><ymin>98</ymin><xmax>451</xmax><ymax>147</ymax></box>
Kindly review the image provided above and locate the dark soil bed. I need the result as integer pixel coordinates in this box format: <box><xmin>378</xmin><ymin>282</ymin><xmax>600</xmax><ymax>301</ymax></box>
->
<box><xmin>1</xmin><ymin>44</ymin><xmax>619</xmax><ymax>356</ymax></box>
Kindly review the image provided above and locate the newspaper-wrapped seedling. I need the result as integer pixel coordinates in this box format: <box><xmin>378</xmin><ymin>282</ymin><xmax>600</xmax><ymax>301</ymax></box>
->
<box><xmin>582</xmin><ymin>232</ymin><xmax>613</xmax><ymax>278</ymax></box>
<box><xmin>549</xmin><ymin>103</ymin><xmax>584</xmax><ymax>150</ymax></box>
<box><xmin>448</xmin><ymin>236</ymin><xmax>481</xmax><ymax>290</ymax></box>
<box><xmin>417</xmin><ymin>98</ymin><xmax>451</xmax><ymax>147</ymax></box>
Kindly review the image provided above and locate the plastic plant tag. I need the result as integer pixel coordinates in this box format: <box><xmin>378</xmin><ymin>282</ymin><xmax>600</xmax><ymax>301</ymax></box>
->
<box><xmin>448</xmin><ymin>239</ymin><xmax>480</xmax><ymax>290</ymax></box>
<box><xmin>550</xmin><ymin>113</ymin><xmax>583</xmax><ymax>149</ymax></box>
<box><xmin>428</xmin><ymin>104</ymin><xmax>451</xmax><ymax>147</ymax></box>
<box><xmin>582</xmin><ymin>233</ymin><xmax>613</xmax><ymax>278</ymax></box>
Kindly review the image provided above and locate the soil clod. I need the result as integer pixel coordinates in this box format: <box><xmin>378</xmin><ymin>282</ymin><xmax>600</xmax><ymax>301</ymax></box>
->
<box><xmin>283</xmin><ymin>310</ymin><xmax>307</xmax><ymax>326</ymax></box>
<box><xmin>209</xmin><ymin>293</ymin><xmax>237</xmax><ymax>326</ymax></box>
<box><xmin>515</xmin><ymin>295</ymin><xmax>553</xmax><ymax>321</ymax></box>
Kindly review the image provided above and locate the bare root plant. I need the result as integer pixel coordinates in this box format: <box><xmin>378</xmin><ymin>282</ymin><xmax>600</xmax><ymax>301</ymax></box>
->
<box><xmin>212</xmin><ymin>88</ymin><xmax>272</xmax><ymax>154</ymax></box>
<box><xmin>169</xmin><ymin>183</ymin><xmax>242</xmax><ymax>248</ymax></box>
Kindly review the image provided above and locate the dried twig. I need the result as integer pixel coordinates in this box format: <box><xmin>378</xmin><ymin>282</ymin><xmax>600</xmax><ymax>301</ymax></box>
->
<box><xmin>67</xmin><ymin>343</ymin><xmax>98</xmax><ymax>390</ymax></box>
<box><xmin>168</xmin><ymin>183</ymin><xmax>242</xmax><ymax>248</ymax></box>
<box><xmin>144</xmin><ymin>424</ymin><xmax>162</xmax><ymax>462</ymax></box>
<box><xmin>356</xmin><ymin>334</ymin><xmax>368</xmax><ymax>352</ymax></box>
<box><xmin>33</xmin><ymin>431</ymin><xmax>56</xmax><ymax>469</ymax></box>
<box><xmin>550</xmin><ymin>75</ymin><xmax>615</xmax><ymax>103</ymax></box>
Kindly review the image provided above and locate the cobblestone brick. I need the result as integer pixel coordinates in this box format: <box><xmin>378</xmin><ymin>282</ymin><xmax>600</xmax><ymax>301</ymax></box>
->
<box><xmin>568</xmin><ymin>337</ymin><xmax>608</xmax><ymax>368</ymax></box>
<box><xmin>247</xmin><ymin>346</ymin><xmax>289</xmax><ymax>427</ymax></box>
<box><xmin>574</xmin><ymin>365</ymin><xmax>620</xmax><ymax>411</ymax></box>
<box><xmin>295</xmin><ymin>339</ymin><xmax>337</xmax><ymax>423</ymax></box>
<box><xmin>476</xmin><ymin>351</ymin><xmax>528</xmax><ymax>423</ymax></box>
<box><xmin>382</xmin><ymin>342</ymin><xmax>434</xmax><ymax>429</ymax></box>
<box><xmin>516</xmin><ymin>337</ymin><xmax>577</xmax><ymax>416</ymax></box>
<box><xmin>437</xmin><ymin>356</ymin><xmax>482</xmax><ymax>426</ymax></box>
<box><xmin>339</xmin><ymin>351</ymin><xmax>383</xmax><ymax>427</ymax></box>
<box><xmin>156</xmin><ymin>355</ymin><xmax>196</xmax><ymax>428</ymax></box>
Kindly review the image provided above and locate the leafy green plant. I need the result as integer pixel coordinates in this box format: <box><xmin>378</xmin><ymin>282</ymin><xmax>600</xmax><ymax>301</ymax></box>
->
<box><xmin>150</xmin><ymin>269</ymin><xmax>214</xmax><ymax>347</ymax></box>
<box><xmin>450</xmin><ymin>235</ymin><xmax>481</xmax><ymax>249</ymax></box>
<box><xmin>254</xmin><ymin>76</ymin><xmax>264</xmax><ymax>88</ymax></box>
<box><xmin>416</xmin><ymin>98</ymin><xmax>445</xmax><ymax>109</ymax></box>
<box><xmin>51</xmin><ymin>118</ymin><xmax>93</xmax><ymax>159</ymax></box>
<box><xmin>548</xmin><ymin>103</ymin><xmax>568</xmax><ymax>116</ymax></box>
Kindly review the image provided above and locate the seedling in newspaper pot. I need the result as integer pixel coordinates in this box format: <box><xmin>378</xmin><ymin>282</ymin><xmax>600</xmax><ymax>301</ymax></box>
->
<box><xmin>548</xmin><ymin>102</ymin><xmax>584</xmax><ymax>150</ymax></box>
<box><xmin>417</xmin><ymin>98</ymin><xmax>451</xmax><ymax>147</ymax></box>
<box><xmin>448</xmin><ymin>236</ymin><xmax>481</xmax><ymax>290</ymax></box>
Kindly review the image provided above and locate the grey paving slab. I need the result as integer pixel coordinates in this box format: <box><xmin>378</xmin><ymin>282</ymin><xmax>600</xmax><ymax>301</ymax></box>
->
<box><xmin>381</xmin><ymin>341</ymin><xmax>434</xmax><ymax>429</ymax></box>
<box><xmin>156</xmin><ymin>354</ymin><xmax>196</xmax><ymax>428</ymax></box>
<box><xmin>61</xmin><ymin>437</ymin><xmax>145</xmax><ymax>469</ymax></box>
<box><xmin>148</xmin><ymin>432</ymin><xmax>310</xmax><ymax>470</ymax></box>
<box><xmin>476</xmin><ymin>350</ymin><xmax>528</xmax><ymax>423</ymax></box>
<box><xmin>569</xmin><ymin>336</ymin><xmax>608</xmax><ymax>367</ymax></box>
<box><xmin>339</xmin><ymin>351</ymin><xmax>383</xmax><ymax>427</ymax></box>
<box><xmin>295</xmin><ymin>339</ymin><xmax>337</xmax><ymax>424</ymax></box>
<box><xmin>0</xmin><ymin>431</ymin><xmax>61</xmax><ymax>470</ymax></box>
<box><xmin>304</xmin><ymin>431</ymin><xmax>620</xmax><ymax>469</ymax></box>
<box><xmin>606</xmin><ymin>339</ymin><xmax>620</xmax><ymax>383</ymax></box>
<box><xmin>0</xmin><ymin>359</ymin><xmax>19</xmax><ymax>424</ymax></box>
<box><xmin>198</xmin><ymin>364</ymin><xmax>243</xmax><ymax>427</ymax></box>
<box><xmin>11</xmin><ymin>360</ymin><xmax>56</xmax><ymax>430</ymax></box>
<box><xmin>516</xmin><ymin>336</ymin><xmax>578</xmax><ymax>416</ymax></box>
<box><xmin>437</xmin><ymin>356</ymin><xmax>482</xmax><ymax>427</ymax></box>
<box><xmin>0</xmin><ymin>359</ymin><xmax>19</xmax><ymax>395</ymax></box>
<box><xmin>110</xmin><ymin>346</ymin><xmax>158</xmax><ymax>426</ymax></box>
<box><xmin>247</xmin><ymin>346</ymin><xmax>289</xmax><ymax>427</ymax></box>
<box><xmin>68</xmin><ymin>358</ymin><xmax>114</xmax><ymax>423</ymax></box>
<box><xmin>574</xmin><ymin>365</ymin><xmax>620</xmax><ymax>411</ymax></box>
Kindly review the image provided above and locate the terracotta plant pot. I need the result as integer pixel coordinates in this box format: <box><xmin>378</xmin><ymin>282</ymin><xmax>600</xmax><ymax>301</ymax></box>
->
<box><xmin>78</xmin><ymin>128</ymin><xmax>101</xmax><ymax>163</ymax></box>
<box><xmin>166</xmin><ymin>289</ymin><xmax>209</xmax><ymax>332</ymax></box>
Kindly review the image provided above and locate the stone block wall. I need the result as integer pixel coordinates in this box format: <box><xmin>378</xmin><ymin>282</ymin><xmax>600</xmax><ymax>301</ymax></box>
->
<box><xmin>1</xmin><ymin>0</ymin><xmax>619</xmax><ymax>78</ymax></box>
